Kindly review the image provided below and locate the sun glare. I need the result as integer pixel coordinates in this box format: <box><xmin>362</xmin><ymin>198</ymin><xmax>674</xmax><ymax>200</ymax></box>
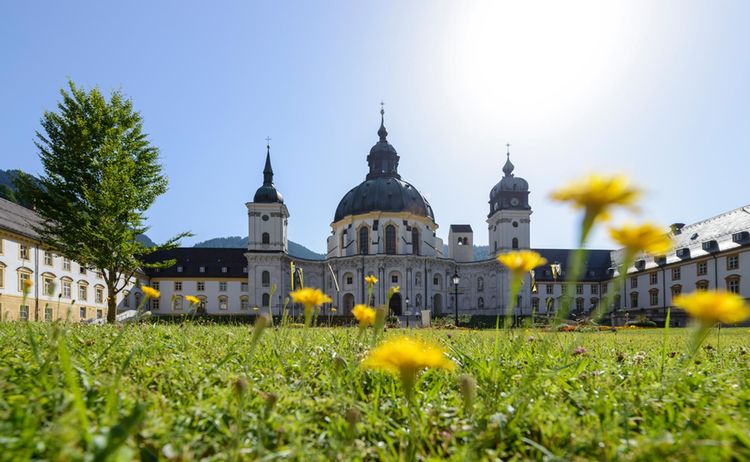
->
<box><xmin>443</xmin><ymin>1</ymin><xmax>638</xmax><ymax>133</ymax></box>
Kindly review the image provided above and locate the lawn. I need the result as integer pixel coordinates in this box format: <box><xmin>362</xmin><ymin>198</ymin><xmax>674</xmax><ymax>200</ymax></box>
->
<box><xmin>0</xmin><ymin>322</ymin><xmax>749</xmax><ymax>461</ymax></box>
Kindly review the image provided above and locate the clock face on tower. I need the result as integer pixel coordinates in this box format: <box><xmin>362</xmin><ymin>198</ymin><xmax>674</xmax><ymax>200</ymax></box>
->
<box><xmin>510</xmin><ymin>197</ymin><xmax>520</xmax><ymax>207</ymax></box>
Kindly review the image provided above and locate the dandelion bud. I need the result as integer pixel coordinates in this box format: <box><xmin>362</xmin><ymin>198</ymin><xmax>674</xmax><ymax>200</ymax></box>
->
<box><xmin>233</xmin><ymin>376</ymin><xmax>249</xmax><ymax>398</ymax></box>
<box><xmin>345</xmin><ymin>407</ymin><xmax>361</xmax><ymax>437</ymax></box>
<box><xmin>251</xmin><ymin>314</ymin><xmax>270</xmax><ymax>346</ymax></box>
<box><xmin>459</xmin><ymin>374</ymin><xmax>476</xmax><ymax>414</ymax></box>
<box><xmin>259</xmin><ymin>391</ymin><xmax>278</xmax><ymax>415</ymax></box>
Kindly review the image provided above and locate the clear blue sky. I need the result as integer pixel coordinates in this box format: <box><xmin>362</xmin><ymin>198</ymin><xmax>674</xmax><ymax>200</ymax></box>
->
<box><xmin>2</xmin><ymin>1</ymin><xmax>750</xmax><ymax>252</ymax></box>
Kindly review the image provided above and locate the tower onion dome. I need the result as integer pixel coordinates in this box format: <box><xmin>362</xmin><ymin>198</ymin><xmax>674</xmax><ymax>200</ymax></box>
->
<box><xmin>253</xmin><ymin>144</ymin><xmax>284</xmax><ymax>203</ymax></box>
<box><xmin>488</xmin><ymin>146</ymin><xmax>530</xmax><ymax>216</ymax></box>
<box><xmin>333</xmin><ymin>108</ymin><xmax>435</xmax><ymax>223</ymax></box>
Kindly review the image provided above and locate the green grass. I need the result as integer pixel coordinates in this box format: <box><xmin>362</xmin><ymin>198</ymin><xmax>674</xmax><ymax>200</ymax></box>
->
<box><xmin>0</xmin><ymin>322</ymin><xmax>749</xmax><ymax>461</ymax></box>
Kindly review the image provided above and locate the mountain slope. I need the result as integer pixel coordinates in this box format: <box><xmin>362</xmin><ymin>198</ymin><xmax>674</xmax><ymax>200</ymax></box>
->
<box><xmin>193</xmin><ymin>236</ymin><xmax>326</xmax><ymax>260</ymax></box>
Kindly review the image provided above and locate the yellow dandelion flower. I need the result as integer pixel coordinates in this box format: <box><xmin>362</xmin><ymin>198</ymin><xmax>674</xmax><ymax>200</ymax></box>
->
<box><xmin>290</xmin><ymin>287</ymin><xmax>332</xmax><ymax>325</ymax></box>
<box><xmin>496</xmin><ymin>250</ymin><xmax>548</xmax><ymax>278</ymax></box>
<box><xmin>551</xmin><ymin>174</ymin><xmax>641</xmax><ymax>230</ymax></box>
<box><xmin>141</xmin><ymin>286</ymin><xmax>160</xmax><ymax>299</ymax></box>
<box><xmin>674</xmin><ymin>290</ymin><xmax>750</xmax><ymax>326</ymax></box>
<box><xmin>352</xmin><ymin>304</ymin><xmax>376</xmax><ymax>327</ymax></box>
<box><xmin>609</xmin><ymin>223</ymin><xmax>672</xmax><ymax>256</ymax></box>
<box><xmin>387</xmin><ymin>286</ymin><xmax>400</xmax><ymax>298</ymax></box>
<box><xmin>365</xmin><ymin>275</ymin><xmax>378</xmax><ymax>285</ymax></box>
<box><xmin>290</xmin><ymin>287</ymin><xmax>332</xmax><ymax>309</ymax></box>
<box><xmin>186</xmin><ymin>295</ymin><xmax>200</xmax><ymax>305</ymax></box>
<box><xmin>362</xmin><ymin>337</ymin><xmax>455</xmax><ymax>399</ymax></box>
<box><xmin>22</xmin><ymin>278</ymin><xmax>33</xmax><ymax>297</ymax></box>
<box><xmin>331</xmin><ymin>307</ymin><xmax>337</xmax><ymax>313</ymax></box>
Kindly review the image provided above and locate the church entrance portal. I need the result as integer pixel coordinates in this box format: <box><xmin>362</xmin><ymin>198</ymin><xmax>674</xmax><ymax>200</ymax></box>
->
<box><xmin>389</xmin><ymin>292</ymin><xmax>402</xmax><ymax>316</ymax></box>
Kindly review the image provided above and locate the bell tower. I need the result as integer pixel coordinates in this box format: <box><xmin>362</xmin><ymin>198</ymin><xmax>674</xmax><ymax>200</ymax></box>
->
<box><xmin>487</xmin><ymin>145</ymin><xmax>531</xmax><ymax>255</ymax></box>
<box><xmin>247</xmin><ymin>142</ymin><xmax>289</xmax><ymax>253</ymax></box>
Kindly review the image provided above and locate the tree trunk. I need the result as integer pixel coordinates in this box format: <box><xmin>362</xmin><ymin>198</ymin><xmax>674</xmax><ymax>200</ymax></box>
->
<box><xmin>106</xmin><ymin>279</ymin><xmax>118</xmax><ymax>324</ymax></box>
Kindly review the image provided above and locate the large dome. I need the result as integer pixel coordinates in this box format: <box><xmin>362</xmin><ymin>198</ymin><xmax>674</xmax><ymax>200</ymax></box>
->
<box><xmin>334</xmin><ymin>177</ymin><xmax>434</xmax><ymax>222</ymax></box>
<box><xmin>333</xmin><ymin>107</ymin><xmax>435</xmax><ymax>223</ymax></box>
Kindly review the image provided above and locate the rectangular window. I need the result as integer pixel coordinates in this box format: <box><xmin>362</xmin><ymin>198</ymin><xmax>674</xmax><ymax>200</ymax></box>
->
<box><xmin>672</xmin><ymin>267</ymin><xmax>681</xmax><ymax>280</ymax></box>
<box><xmin>649</xmin><ymin>273</ymin><xmax>658</xmax><ymax>285</ymax></box>
<box><xmin>152</xmin><ymin>281</ymin><xmax>160</xmax><ymax>290</ymax></box>
<box><xmin>241</xmin><ymin>299</ymin><xmax>249</xmax><ymax>310</ymax></box>
<box><xmin>44</xmin><ymin>251</ymin><xmax>53</xmax><ymax>266</ymax></box>
<box><xmin>671</xmin><ymin>285</ymin><xmax>682</xmax><ymax>298</ymax></box>
<box><xmin>241</xmin><ymin>282</ymin><xmax>248</xmax><ymax>292</ymax></box>
<box><xmin>602</xmin><ymin>284</ymin><xmax>608</xmax><ymax>294</ymax></box>
<box><xmin>174</xmin><ymin>281</ymin><xmax>182</xmax><ymax>291</ymax></box>
<box><xmin>175</xmin><ymin>297</ymin><xmax>183</xmax><ymax>310</ymax></box>
<box><xmin>391</xmin><ymin>275</ymin><xmax>398</xmax><ymax>284</ymax></box>
<box><xmin>79</xmin><ymin>266</ymin><xmax>87</xmax><ymax>275</ymax></box>
<box><xmin>19</xmin><ymin>272</ymin><xmax>31</xmax><ymax>292</ymax></box>
<box><xmin>97</xmin><ymin>309</ymin><xmax>103</xmax><ymax>319</ymax></box>
<box><xmin>197</xmin><ymin>281</ymin><xmax>205</xmax><ymax>291</ymax></box>
<box><xmin>20</xmin><ymin>305</ymin><xmax>29</xmax><ymax>321</ymax></box>
<box><xmin>63</xmin><ymin>258</ymin><xmax>71</xmax><ymax>271</ymax></box>
<box><xmin>591</xmin><ymin>285</ymin><xmax>598</xmax><ymax>295</ymax></box>
<box><xmin>433</xmin><ymin>276</ymin><xmax>439</xmax><ymax>285</ymax></box>
<box><xmin>219</xmin><ymin>282</ymin><xmax>227</xmax><ymax>291</ymax></box>
<box><xmin>199</xmin><ymin>266</ymin><xmax>205</xmax><ymax>273</ymax></box>
<box><xmin>243</xmin><ymin>266</ymin><xmax>248</xmax><ymax>274</ymax></box>
<box><xmin>221</xmin><ymin>267</ymin><xmax>228</xmax><ymax>273</ymax></box>
<box><xmin>346</xmin><ymin>276</ymin><xmax>353</xmax><ymax>285</ymax></box>
<box><xmin>650</xmin><ymin>291</ymin><xmax>658</xmax><ymax>306</ymax></box>
<box><xmin>78</xmin><ymin>285</ymin><xmax>87</xmax><ymax>301</ymax></box>
<box><xmin>177</xmin><ymin>266</ymin><xmax>183</xmax><ymax>273</ymax></box>
<box><xmin>152</xmin><ymin>299</ymin><xmax>160</xmax><ymax>310</ymax></box>
<box><xmin>95</xmin><ymin>287</ymin><xmax>104</xmax><ymax>304</ymax></box>
<box><xmin>630</xmin><ymin>276</ymin><xmax>638</xmax><ymax>289</ymax></box>
<box><xmin>545</xmin><ymin>284</ymin><xmax>553</xmax><ymax>295</ymax></box>
<box><xmin>728</xmin><ymin>278</ymin><xmax>740</xmax><ymax>294</ymax></box>
<box><xmin>630</xmin><ymin>293</ymin><xmax>639</xmax><ymax>308</ymax></box>
<box><xmin>697</xmin><ymin>261</ymin><xmax>708</xmax><ymax>276</ymax></box>
<box><xmin>62</xmin><ymin>280</ymin><xmax>71</xmax><ymax>298</ymax></box>
<box><xmin>0</xmin><ymin>266</ymin><xmax>4</xmax><ymax>289</ymax></box>
<box><xmin>79</xmin><ymin>307</ymin><xmax>86</xmax><ymax>320</ymax></box>
<box><xmin>43</xmin><ymin>277</ymin><xmax>54</xmax><ymax>296</ymax></box>
<box><xmin>45</xmin><ymin>307</ymin><xmax>53</xmax><ymax>321</ymax></box>
<box><xmin>576</xmin><ymin>284</ymin><xmax>583</xmax><ymax>294</ymax></box>
<box><xmin>727</xmin><ymin>255</ymin><xmax>739</xmax><ymax>271</ymax></box>
<box><xmin>19</xmin><ymin>244</ymin><xmax>29</xmax><ymax>260</ymax></box>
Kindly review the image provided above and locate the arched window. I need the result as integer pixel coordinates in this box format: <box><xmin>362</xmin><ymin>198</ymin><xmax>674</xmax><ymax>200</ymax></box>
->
<box><xmin>411</xmin><ymin>227</ymin><xmax>420</xmax><ymax>255</ymax></box>
<box><xmin>415</xmin><ymin>293</ymin><xmax>422</xmax><ymax>307</ymax></box>
<box><xmin>726</xmin><ymin>275</ymin><xmax>740</xmax><ymax>294</ymax></box>
<box><xmin>262</xmin><ymin>271</ymin><xmax>270</xmax><ymax>287</ymax></box>
<box><xmin>532</xmin><ymin>297</ymin><xmax>540</xmax><ymax>310</ymax></box>
<box><xmin>218</xmin><ymin>296</ymin><xmax>229</xmax><ymax>310</ymax></box>
<box><xmin>262</xmin><ymin>293</ymin><xmax>270</xmax><ymax>307</ymax></box>
<box><xmin>385</xmin><ymin>225</ymin><xmax>396</xmax><ymax>255</ymax></box>
<box><xmin>575</xmin><ymin>297</ymin><xmax>584</xmax><ymax>312</ymax></box>
<box><xmin>359</xmin><ymin>227</ymin><xmax>369</xmax><ymax>255</ymax></box>
<box><xmin>477</xmin><ymin>277</ymin><xmax>484</xmax><ymax>292</ymax></box>
<box><xmin>415</xmin><ymin>272</ymin><xmax>422</xmax><ymax>287</ymax></box>
<box><xmin>512</xmin><ymin>237</ymin><xmax>519</xmax><ymax>249</ymax></box>
<box><xmin>630</xmin><ymin>292</ymin><xmax>639</xmax><ymax>308</ymax></box>
<box><xmin>262</xmin><ymin>232</ymin><xmax>270</xmax><ymax>244</ymax></box>
<box><xmin>477</xmin><ymin>297</ymin><xmax>484</xmax><ymax>309</ymax></box>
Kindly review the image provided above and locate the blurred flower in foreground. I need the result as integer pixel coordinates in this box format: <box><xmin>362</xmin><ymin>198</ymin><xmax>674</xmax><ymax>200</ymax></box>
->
<box><xmin>609</xmin><ymin>223</ymin><xmax>672</xmax><ymax>256</ymax></box>
<box><xmin>362</xmin><ymin>337</ymin><xmax>455</xmax><ymax>400</ymax></box>
<box><xmin>551</xmin><ymin>174</ymin><xmax>641</xmax><ymax>238</ymax></box>
<box><xmin>141</xmin><ymin>286</ymin><xmax>160</xmax><ymax>299</ymax></box>
<box><xmin>365</xmin><ymin>275</ymin><xmax>378</xmax><ymax>286</ymax></box>
<box><xmin>352</xmin><ymin>304</ymin><xmax>376</xmax><ymax>328</ymax></box>
<box><xmin>674</xmin><ymin>290</ymin><xmax>750</xmax><ymax>326</ymax></box>
<box><xmin>497</xmin><ymin>250</ymin><xmax>548</xmax><ymax>278</ymax></box>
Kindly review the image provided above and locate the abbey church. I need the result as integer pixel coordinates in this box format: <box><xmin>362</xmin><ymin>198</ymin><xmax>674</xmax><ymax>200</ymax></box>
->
<box><xmin>2</xmin><ymin>109</ymin><xmax>749</xmax><ymax>325</ymax></box>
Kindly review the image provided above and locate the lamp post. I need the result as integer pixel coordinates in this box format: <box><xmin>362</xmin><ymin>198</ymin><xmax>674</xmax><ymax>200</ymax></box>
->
<box><xmin>405</xmin><ymin>296</ymin><xmax>410</xmax><ymax>328</ymax></box>
<box><xmin>452</xmin><ymin>269</ymin><xmax>460</xmax><ymax>326</ymax></box>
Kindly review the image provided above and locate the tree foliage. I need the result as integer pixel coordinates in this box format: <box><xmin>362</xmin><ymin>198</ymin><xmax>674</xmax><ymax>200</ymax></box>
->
<box><xmin>17</xmin><ymin>81</ymin><xmax>189</xmax><ymax>322</ymax></box>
